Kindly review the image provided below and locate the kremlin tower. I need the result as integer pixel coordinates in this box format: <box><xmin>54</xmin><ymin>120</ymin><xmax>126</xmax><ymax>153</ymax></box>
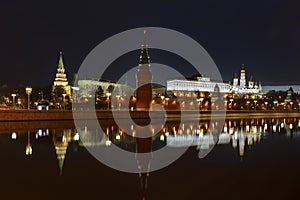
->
<box><xmin>136</xmin><ymin>30</ymin><xmax>153</xmax><ymax>110</ymax></box>
<box><xmin>240</xmin><ymin>64</ymin><xmax>246</xmax><ymax>89</ymax></box>
<box><xmin>52</xmin><ymin>51</ymin><xmax>71</xmax><ymax>102</ymax></box>
<box><xmin>231</xmin><ymin>64</ymin><xmax>262</xmax><ymax>96</ymax></box>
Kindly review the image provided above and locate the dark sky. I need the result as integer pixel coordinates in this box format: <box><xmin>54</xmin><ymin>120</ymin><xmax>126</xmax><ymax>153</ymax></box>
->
<box><xmin>1</xmin><ymin>0</ymin><xmax>300</xmax><ymax>87</ymax></box>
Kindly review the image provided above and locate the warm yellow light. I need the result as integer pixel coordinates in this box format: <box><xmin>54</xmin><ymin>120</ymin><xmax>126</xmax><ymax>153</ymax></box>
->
<box><xmin>11</xmin><ymin>132</ymin><xmax>17</xmax><ymax>140</ymax></box>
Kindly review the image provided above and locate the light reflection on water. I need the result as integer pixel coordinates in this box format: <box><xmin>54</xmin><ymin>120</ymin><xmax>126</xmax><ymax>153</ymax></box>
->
<box><xmin>1</xmin><ymin>117</ymin><xmax>300</xmax><ymax>199</ymax></box>
<box><xmin>3</xmin><ymin>118</ymin><xmax>300</xmax><ymax>170</ymax></box>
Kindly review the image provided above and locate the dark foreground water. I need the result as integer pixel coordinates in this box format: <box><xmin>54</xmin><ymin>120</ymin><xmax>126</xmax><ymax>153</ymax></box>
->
<box><xmin>0</xmin><ymin>117</ymin><xmax>300</xmax><ymax>200</ymax></box>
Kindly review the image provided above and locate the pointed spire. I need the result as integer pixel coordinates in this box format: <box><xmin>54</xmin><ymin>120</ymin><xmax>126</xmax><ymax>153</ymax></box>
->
<box><xmin>55</xmin><ymin>144</ymin><xmax>68</xmax><ymax>177</ymax></box>
<box><xmin>249</xmin><ymin>75</ymin><xmax>253</xmax><ymax>82</ymax></box>
<box><xmin>57</xmin><ymin>51</ymin><xmax>65</xmax><ymax>72</ymax></box>
<box><xmin>234</xmin><ymin>73</ymin><xmax>238</xmax><ymax>79</ymax></box>
<box><xmin>139</xmin><ymin>30</ymin><xmax>150</xmax><ymax>65</ymax></box>
<box><xmin>58</xmin><ymin>156</ymin><xmax>64</xmax><ymax>176</ymax></box>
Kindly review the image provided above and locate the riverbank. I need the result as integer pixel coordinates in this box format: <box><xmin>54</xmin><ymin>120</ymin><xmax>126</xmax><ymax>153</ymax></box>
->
<box><xmin>0</xmin><ymin>109</ymin><xmax>299</xmax><ymax>122</ymax></box>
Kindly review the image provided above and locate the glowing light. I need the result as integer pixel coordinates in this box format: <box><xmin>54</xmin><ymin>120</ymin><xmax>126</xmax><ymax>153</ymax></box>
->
<box><xmin>160</xmin><ymin>135</ymin><xmax>165</xmax><ymax>141</ymax></box>
<box><xmin>26</xmin><ymin>145</ymin><xmax>32</xmax><ymax>155</ymax></box>
<box><xmin>62</xmin><ymin>136</ymin><xmax>67</xmax><ymax>143</ymax></box>
<box><xmin>289</xmin><ymin>124</ymin><xmax>293</xmax><ymax>129</ymax></box>
<box><xmin>246</xmin><ymin>125</ymin><xmax>250</xmax><ymax>133</ymax></box>
<box><xmin>105</xmin><ymin>140</ymin><xmax>111</xmax><ymax>146</ymax></box>
<box><xmin>73</xmin><ymin>133</ymin><xmax>80</xmax><ymax>141</ymax></box>
<box><xmin>11</xmin><ymin>132</ymin><xmax>17</xmax><ymax>140</ymax></box>
<box><xmin>116</xmin><ymin>134</ymin><xmax>121</xmax><ymax>140</ymax></box>
<box><xmin>264</xmin><ymin>124</ymin><xmax>268</xmax><ymax>131</ymax></box>
<box><xmin>38</xmin><ymin>129</ymin><xmax>43</xmax><ymax>136</ymax></box>
<box><xmin>223</xmin><ymin>126</ymin><xmax>228</xmax><ymax>133</ymax></box>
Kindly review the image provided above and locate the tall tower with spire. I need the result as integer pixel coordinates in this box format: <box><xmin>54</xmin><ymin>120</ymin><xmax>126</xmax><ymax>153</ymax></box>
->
<box><xmin>136</xmin><ymin>30</ymin><xmax>153</xmax><ymax>110</ymax></box>
<box><xmin>233</xmin><ymin>73</ymin><xmax>238</xmax><ymax>88</ymax></box>
<box><xmin>52</xmin><ymin>51</ymin><xmax>71</xmax><ymax>102</ymax></box>
<box><xmin>240</xmin><ymin>64</ymin><xmax>246</xmax><ymax>89</ymax></box>
<box><xmin>248</xmin><ymin>75</ymin><xmax>254</xmax><ymax>89</ymax></box>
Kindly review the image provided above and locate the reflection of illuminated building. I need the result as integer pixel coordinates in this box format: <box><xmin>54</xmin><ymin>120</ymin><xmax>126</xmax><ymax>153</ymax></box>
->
<box><xmin>78</xmin><ymin>126</ymin><xmax>107</xmax><ymax>147</ymax></box>
<box><xmin>52</xmin><ymin>129</ymin><xmax>72</xmax><ymax>176</ymax></box>
<box><xmin>135</xmin><ymin>125</ymin><xmax>153</xmax><ymax>199</ymax></box>
<box><xmin>167</xmin><ymin>135</ymin><xmax>201</xmax><ymax>147</ymax></box>
<box><xmin>218</xmin><ymin>133</ymin><xmax>230</xmax><ymax>144</ymax></box>
<box><xmin>238</xmin><ymin>132</ymin><xmax>245</xmax><ymax>157</ymax></box>
<box><xmin>25</xmin><ymin>131</ymin><xmax>32</xmax><ymax>156</ymax></box>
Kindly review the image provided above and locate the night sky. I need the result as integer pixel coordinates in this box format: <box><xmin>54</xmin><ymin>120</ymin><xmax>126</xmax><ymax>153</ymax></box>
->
<box><xmin>1</xmin><ymin>0</ymin><xmax>300</xmax><ymax>87</ymax></box>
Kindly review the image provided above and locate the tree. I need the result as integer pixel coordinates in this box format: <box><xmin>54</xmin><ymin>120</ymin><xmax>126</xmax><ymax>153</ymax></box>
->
<box><xmin>107</xmin><ymin>85</ymin><xmax>114</xmax><ymax>94</ymax></box>
<box><xmin>53</xmin><ymin>86</ymin><xmax>66</xmax><ymax>102</ymax></box>
<box><xmin>95</xmin><ymin>86</ymin><xmax>104</xmax><ymax>98</ymax></box>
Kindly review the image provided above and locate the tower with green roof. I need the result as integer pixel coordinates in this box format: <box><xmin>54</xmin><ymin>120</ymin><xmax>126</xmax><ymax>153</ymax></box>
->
<box><xmin>52</xmin><ymin>51</ymin><xmax>71</xmax><ymax>102</ymax></box>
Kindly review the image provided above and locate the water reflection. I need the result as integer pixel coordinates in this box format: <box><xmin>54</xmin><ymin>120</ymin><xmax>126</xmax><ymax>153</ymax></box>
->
<box><xmin>2</xmin><ymin>117</ymin><xmax>300</xmax><ymax>199</ymax></box>
<box><xmin>4</xmin><ymin>117</ymin><xmax>300</xmax><ymax>167</ymax></box>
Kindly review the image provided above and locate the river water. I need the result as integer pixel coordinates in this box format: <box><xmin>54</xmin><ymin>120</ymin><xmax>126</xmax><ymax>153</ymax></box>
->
<box><xmin>1</xmin><ymin>117</ymin><xmax>300</xmax><ymax>200</ymax></box>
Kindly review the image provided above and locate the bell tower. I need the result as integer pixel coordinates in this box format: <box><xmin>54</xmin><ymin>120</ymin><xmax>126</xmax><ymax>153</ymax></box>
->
<box><xmin>240</xmin><ymin>64</ymin><xmax>246</xmax><ymax>89</ymax></box>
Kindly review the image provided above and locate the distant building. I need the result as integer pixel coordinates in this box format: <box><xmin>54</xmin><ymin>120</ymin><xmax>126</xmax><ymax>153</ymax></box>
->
<box><xmin>52</xmin><ymin>51</ymin><xmax>71</xmax><ymax>102</ymax></box>
<box><xmin>77</xmin><ymin>79</ymin><xmax>134</xmax><ymax>101</ymax></box>
<box><xmin>231</xmin><ymin>64</ymin><xmax>262</xmax><ymax>97</ymax></box>
<box><xmin>167</xmin><ymin>75</ymin><xmax>231</xmax><ymax>98</ymax></box>
<box><xmin>262</xmin><ymin>85</ymin><xmax>300</xmax><ymax>94</ymax></box>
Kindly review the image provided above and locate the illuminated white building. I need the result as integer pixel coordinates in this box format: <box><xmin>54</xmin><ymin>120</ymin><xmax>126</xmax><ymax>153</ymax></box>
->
<box><xmin>76</xmin><ymin>79</ymin><xmax>134</xmax><ymax>100</ymax></box>
<box><xmin>167</xmin><ymin>75</ymin><xmax>231</xmax><ymax>97</ymax></box>
<box><xmin>232</xmin><ymin>64</ymin><xmax>262</xmax><ymax>96</ymax></box>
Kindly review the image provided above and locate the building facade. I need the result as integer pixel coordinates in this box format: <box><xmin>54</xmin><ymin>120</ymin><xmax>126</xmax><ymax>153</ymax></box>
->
<box><xmin>167</xmin><ymin>76</ymin><xmax>231</xmax><ymax>98</ymax></box>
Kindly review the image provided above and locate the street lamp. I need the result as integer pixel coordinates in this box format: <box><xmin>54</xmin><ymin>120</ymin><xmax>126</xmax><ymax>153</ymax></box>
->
<box><xmin>165</xmin><ymin>97</ymin><xmax>169</xmax><ymax>109</ymax></box>
<box><xmin>273</xmin><ymin>100</ymin><xmax>278</xmax><ymax>110</ymax></box>
<box><xmin>62</xmin><ymin>93</ymin><xmax>66</xmax><ymax>109</ymax></box>
<box><xmin>199</xmin><ymin>97</ymin><xmax>204</xmax><ymax>110</ymax></box>
<box><xmin>281</xmin><ymin>102</ymin><xmax>285</xmax><ymax>111</ymax></box>
<box><xmin>11</xmin><ymin>94</ymin><xmax>16</xmax><ymax>108</ymax></box>
<box><xmin>254</xmin><ymin>100</ymin><xmax>258</xmax><ymax>110</ymax></box>
<box><xmin>224</xmin><ymin>100</ymin><xmax>228</xmax><ymax>110</ymax></box>
<box><xmin>229</xmin><ymin>99</ymin><xmax>234</xmax><ymax>110</ymax></box>
<box><xmin>106</xmin><ymin>92</ymin><xmax>111</xmax><ymax>109</ymax></box>
<box><xmin>264</xmin><ymin>102</ymin><xmax>268</xmax><ymax>110</ymax></box>
<box><xmin>116</xmin><ymin>95</ymin><xmax>121</xmax><ymax>110</ymax></box>
<box><xmin>26</xmin><ymin>87</ymin><xmax>32</xmax><ymax>110</ymax></box>
<box><xmin>246</xmin><ymin>101</ymin><xmax>250</xmax><ymax>110</ymax></box>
